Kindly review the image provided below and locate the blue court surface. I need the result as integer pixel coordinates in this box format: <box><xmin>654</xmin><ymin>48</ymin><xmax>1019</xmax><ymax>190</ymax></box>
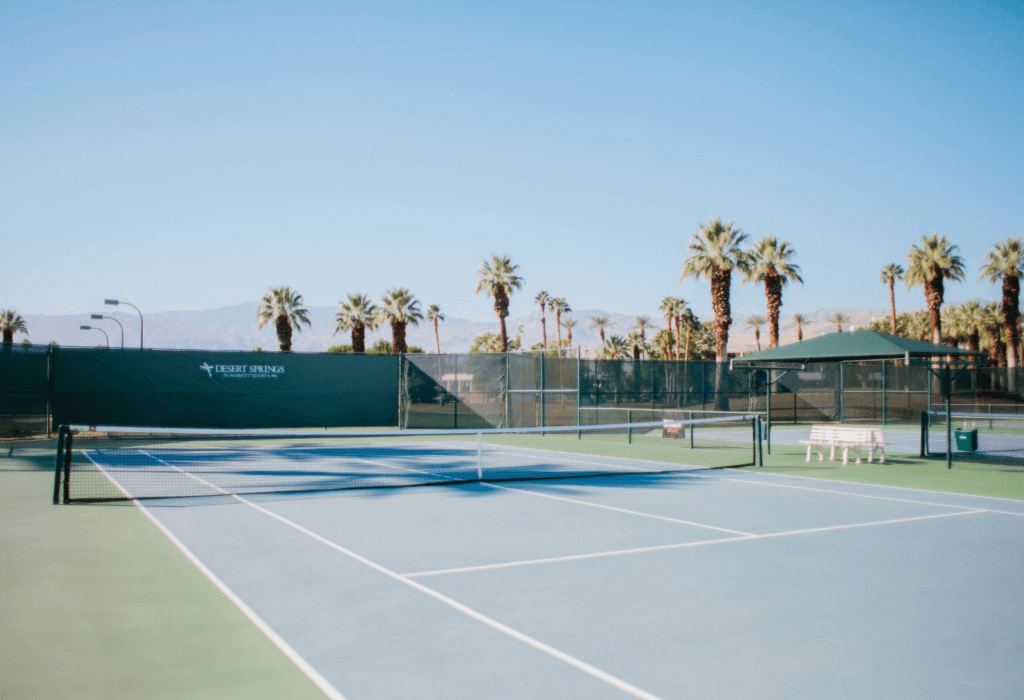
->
<box><xmin>122</xmin><ymin>462</ymin><xmax>1024</xmax><ymax>700</ymax></box>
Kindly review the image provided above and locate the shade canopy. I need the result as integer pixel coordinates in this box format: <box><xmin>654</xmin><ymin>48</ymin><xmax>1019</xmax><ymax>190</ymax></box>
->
<box><xmin>732</xmin><ymin>330</ymin><xmax>985</xmax><ymax>366</ymax></box>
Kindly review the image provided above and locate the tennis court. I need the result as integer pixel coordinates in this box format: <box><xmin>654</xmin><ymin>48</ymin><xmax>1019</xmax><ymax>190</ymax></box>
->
<box><xmin>44</xmin><ymin>418</ymin><xmax>1024</xmax><ymax>699</ymax></box>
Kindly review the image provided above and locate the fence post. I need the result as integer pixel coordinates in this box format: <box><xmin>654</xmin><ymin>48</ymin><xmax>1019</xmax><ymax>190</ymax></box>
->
<box><xmin>627</xmin><ymin>409</ymin><xmax>632</xmax><ymax>443</ymax></box>
<box><xmin>881</xmin><ymin>360</ymin><xmax>887</xmax><ymax>426</ymax></box>
<box><xmin>477</xmin><ymin>432</ymin><xmax>483</xmax><ymax>480</ymax></box>
<box><xmin>540</xmin><ymin>351</ymin><xmax>546</xmax><ymax>430</ymax></box>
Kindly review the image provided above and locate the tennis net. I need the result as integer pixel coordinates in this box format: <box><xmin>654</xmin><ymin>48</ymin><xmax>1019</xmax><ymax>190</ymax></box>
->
<box><xmin>925</xmin><ymin>411</ymin><xmax>1024</xmax><ymax>465</ymax></box>
<box><xmin>53</xmin><ymin>415</ymin><xmax>760</xmax><ymax>503</ymax></box>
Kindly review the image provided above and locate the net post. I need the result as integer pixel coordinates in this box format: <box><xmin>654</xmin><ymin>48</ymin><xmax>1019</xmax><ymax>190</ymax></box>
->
<box><xmin>627</xmin><ymin>409</ymin><xmax>632</xmax><ymax>444</ymax></box>
<box><xmin>920</xmin><ymin>410</ymin><xmax>927</xmax><ymax>457</ymax></box>
<box><xmin>476</xmin><ymin>432</ymin><xmax>483</xmax><ymax>480</ymax></box>
<box><xmin>52</xmin><ymin>425</ymin><xmax>68</xmax><ymax>504</ymax></box>
<box><xmin>62</xmin><ymin>429</ymin><xmax>73</xmax><ymax>503</ymax></box>
<box><xmin>946</xmin><ymin>395</ymin><xmax>952</xmax><ymax>469</ymax></box>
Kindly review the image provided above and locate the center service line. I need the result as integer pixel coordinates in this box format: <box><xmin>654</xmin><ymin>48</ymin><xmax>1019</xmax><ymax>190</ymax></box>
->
<box><xmin>139</xmin><ymin>452</ymin><xmax>668</xmax><ymax>700</ymax></box>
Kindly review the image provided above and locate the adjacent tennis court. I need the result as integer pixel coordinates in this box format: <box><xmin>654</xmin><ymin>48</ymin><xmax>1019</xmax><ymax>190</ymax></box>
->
<box><xmin>41</xmin><ymin>420</ymin><xmax>1024</xmax><ymax>700</ymax></box>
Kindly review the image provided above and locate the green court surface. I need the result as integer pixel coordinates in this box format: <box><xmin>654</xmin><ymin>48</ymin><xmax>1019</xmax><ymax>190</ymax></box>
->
<box><xmin>0</xmin><ymin>440</ymin><xmax>325</xmax><ymax>700</ymax></box>
<box><xmin>745</xmin><ymin>444</ymin><xmax>1024</xmax><ymax>501</ymax></box>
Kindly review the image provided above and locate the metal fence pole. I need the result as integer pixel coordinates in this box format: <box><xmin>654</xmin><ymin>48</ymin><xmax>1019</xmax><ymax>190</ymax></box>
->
<box><xmin>881</xmin><ymin>360</ymin><xmax>887</xmax><ymax>426</ymax></box>
<box><xmin>540</xmin><ymin>352</ymin><xmax>546</xmax><ymax>430</ymax></box>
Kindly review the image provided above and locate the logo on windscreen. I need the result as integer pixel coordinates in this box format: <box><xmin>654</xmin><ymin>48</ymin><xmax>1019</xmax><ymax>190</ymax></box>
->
<box><xmin>199</xmin><ymin>362</ymin><xmax>285</xmax><ymax>379</ymax></box>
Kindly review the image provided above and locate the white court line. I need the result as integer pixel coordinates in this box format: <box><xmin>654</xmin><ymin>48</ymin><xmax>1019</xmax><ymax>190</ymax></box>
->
<box><xmin>484</xmin><ymin>482</ymin><xmax>753</xmax><ymax>536</ymax></box>
<box><xmin>403</xmin><ymin>509</ymin><xmax>985</xmax><ymax>578</ymax></box>
<box><xmin>137</xmin><ymin>451</ymin><xmax>667</xmax><ymax>700</ymax></box>
<box><xmin>683</xmin><ymin>471</ymin><xmax>1024</xmax><ymax>516</ymax></box>
<box><xmin>80</xmin><ymin>451</ymin><xmax>348</xmax><ymax>700</ymax></box>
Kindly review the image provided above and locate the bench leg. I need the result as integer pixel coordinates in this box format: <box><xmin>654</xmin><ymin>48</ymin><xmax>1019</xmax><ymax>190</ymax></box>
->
<box><xmin>879</xmin><ymin>447</ymin><xmax>885</xmax><ymax>464</ymax></box>
<box><xmin>854</xmin><ymin>446</ymin><xmax>862</xmax><ymax>465</ymax></box>
<box><xmin>829</xmin><ymin>444</ymin><xmax>836</xmax><ymax>461</ymax></box>
<box><xmin>806</xmin><ymin>445</ymin><xmax>812</xmax><ymax>462</ymax></box>
<box><xmin>841</xmin><ymin>446</ymin><xmax>848</xmax><ymax>465</ymax></box>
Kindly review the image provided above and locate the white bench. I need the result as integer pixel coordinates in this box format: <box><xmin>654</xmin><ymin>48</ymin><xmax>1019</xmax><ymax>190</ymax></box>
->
<box><xmin>799</xmin><ymin>425</ymin><xmax>891</xmax><ymax>465</ymax></box>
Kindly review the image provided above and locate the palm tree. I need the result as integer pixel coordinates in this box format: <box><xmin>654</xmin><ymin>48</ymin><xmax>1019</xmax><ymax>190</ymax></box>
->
<box><xmin>745</xmin><ymin>238</ymin><xmax>803</xmax><ymax>348</ymax></box>
<box><xmin>681</xmin><ymin>218</ymin><xmax>752</xmax><ymax>363</ymax></box>
<box><xmin>652</xmin><ymin>328</ymin><xmax>674</xmax><ymax>359</ymax></box>
<box><xmin>631</xmin><ymin>315</ymin><xmax>655</xmax><ymax>359</ymax></box>
<box><xmin>746</xmin><ymin>314</ymin><xmax>767</xmax><ymax>351</ymax></box>
<box><xmin>534</xmin><ymin>291</ymin><xmax>550</xmax><ymax>350</ymax></box>
<box><xmin>980</xmin><ymin>302</ymin><xmax>1007</xmax><ymax>367</ymax></box>
<box><xmin>600</xmin><ymin>335</ymin><xmax>631</xmax><ymax>360</ymax></box>
<box><xmin>659</xmin><ymin>297</ymin><xmax>684</xmax><ymax>360</ymax></box>
<box><xmin>904</xmin><ymin>233</ymin><xmax>966</xmax><ymax>345</ymax></box>
<box><xmin>549</xmin><ymin>297</ymin><xmax>571</xmax><ymax>354</ymax></box>
<box><xmin>475</xmin><ymin>255</ymin><xmax>524</xmax><ymax>351</ymax></box>
<box><xmin>588</xmin><ymin>315</ymin><xmax>613</xmax><ymax>345</ymax></box>
<box><xmin>626</xmin><ymin>330</ymin><xmax>647</xmax><ymax>360</ymax></box>
<box><xmin>378</xmin><ymin>287</ymin><xmax>423</xmax><ymax>354</ymax></box>
<box><xmin>681</xmin><ymin>308</ymin><xmax>698</xmax><ymax>360</ymax></box>
<box><xmin>879</xmin><ymin>264</ymin><xmax>905</xmax><ymax>335</ymax></box>
<box><xmin>333</xmin><ymin>293</ymin><xmax>378</xmax><ymax>353</ymax></box>
<box><xmin>426</xmin><ymin>304</ymin><xmax>445</xmax><ymax>353</ymax></box>
<box><xmin>561</xmin><ymin>317</ymin><xmax>578</xmax><ymax>350</ymax></box>
<box><xmin>960</xmin><ymin>300</ymin><xmax>984</xmax><ymax>353</ymax></box>
<box><xmin>941</xmin><ymin>305</ymin><xmax>967</xmax><ymax>347</ymax></box>
<box><xmin>826</xmin><ymin>311</ymin><xmax>850</xmax><ymax>332</ymax></box>
<box><xmin>791</xmin><ymin>312</ymin><xmax>807</xmax><ymax>342</ymax></box>
<box><xmin>256</xmin><ymin>287</ymin><xmax>311</xmax><ymax>352</ymax></box>
<box><xmin>907</xmin><ymin>309</ymin><xmax>931</xmax><ymax>341</ymax></box>
<box><xmin>980</xmin><ymin>238</ymin><xmax>1024</xmax><ymax>369</ymax></box>
<box><xmin>0</xmin><ymin>310</ymin><xmax>29</xmax><ymax>345</ymax></box>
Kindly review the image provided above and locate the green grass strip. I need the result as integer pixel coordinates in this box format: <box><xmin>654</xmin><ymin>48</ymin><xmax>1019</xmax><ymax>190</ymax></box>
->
<box><xmin>0</xmin><ymin>441</ymin><xmax>328</xmax><ymax>700</ymax></box>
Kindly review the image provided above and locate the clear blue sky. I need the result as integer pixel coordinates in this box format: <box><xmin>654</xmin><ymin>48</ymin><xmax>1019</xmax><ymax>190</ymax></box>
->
<box><xmin>3</xmin><ymin>1</ymin><xmax>1022</xmax><ymax>323</ymax></box>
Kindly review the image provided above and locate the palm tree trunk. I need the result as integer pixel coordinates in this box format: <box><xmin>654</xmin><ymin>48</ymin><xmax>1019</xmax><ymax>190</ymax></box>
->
<box><xmin>391</xmin><ymin>320</ymin><xmax>407</xmax><ymax>354</ymax></box>
<box><xmin>352</xmin><ymin>324</ymin><xmax>366</xmax><ymax>353</ymax></box>
<box><xmin>711</xmin><ymin>270</ymin><xmax>731</xmax><ymax>363</ymax></box>
<box><xmin>599</xmin><ymin>328</ymin><xmax>605</xmax><ymax>344</ymax></box>
<box><xmin>1</xmin><ymin>330</ymin><xmax>11</xmax><ymax>344</ymax></box>
<box><xmin>765</xmin><ymin>273</ymin><xmax>782</xmax><ymax>348</ymax></box>
<box><xmin>540</xmin><ymin>315</ymin><xmax>547</xmax><ymax>350</ymax></box>
<box><xmin>567</xmin><ymin>326</ymin><xmax>573</xmax><ymax>348</ymax></box>
<box><xmin>494</xmin><ymin>289</ymin><xmax>509</xmax><ymax>351</ymax></box>
<box><xmin>674</xmin><ymin>314</ymin><xmax>681</xmax><ymax>360</ymax></box>
<box><xmin>755</xmin><ymin>329</ymin><xmax>761</xmax><ymax>352</ymax></box>
<box><xmin>925</xmin><ymin>278</ymin><xmax>944</xmax><ymax>345</ymax></box>
<box><xmin>1002</xmin><ymin>276</ymin><xmax>1020</xmax><ymax>368</ymax></box>
<box><xmin>434</xmin><ymin>319</ymin><xmax>440</xmax><ymax>354</ymax></box>
<box><xmin>797</xmin><ymin>325</ymin><xmax>803</xmax><ymax>342</ymax></box>
<box><xmin>498</xmin><ymin>317</ymin><xmax>508</xmax><ymax>352</ymax></box>
<box><xmin>889</xmin><ymin>279</ymin><xmax>897</xmax><ymax>335</ymax></box>
<box><xmin>275</xmin><ymin>314</ymin><xmax>292</xmax><ymax>351</ymax></box>
<box><xmin>685</xmin><ymin>326</ymin><xmax>691</xmax><ymax>361</ymax></box>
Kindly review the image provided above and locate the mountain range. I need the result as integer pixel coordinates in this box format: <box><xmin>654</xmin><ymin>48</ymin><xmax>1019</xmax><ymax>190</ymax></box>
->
<box><xmin>22</xmin><ymin>303</ymin><xmax>898</xmax><ymax>354</ymax></box>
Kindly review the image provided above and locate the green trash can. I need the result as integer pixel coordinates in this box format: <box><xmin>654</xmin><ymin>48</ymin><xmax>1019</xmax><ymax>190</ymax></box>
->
<box><xmin>955</xmin><ymin>428</ymin><xmax>978</xmax><ymax>452</ymax></box>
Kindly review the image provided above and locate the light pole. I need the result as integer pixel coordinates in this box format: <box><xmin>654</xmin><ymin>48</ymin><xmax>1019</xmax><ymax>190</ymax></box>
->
<box><xmin>105</xmin><ymin>299</ymin><xmax>143</xmax><ymax>349</ymax></box>
<box><xmin>90</xmin><ymin>314</ymin><xmax>124</xmax><ymax>349</ymax></box>
<box><xmin>80</xmin><ymin>325</ymin><xmax>110</xmax><ymax>348</ymax></box>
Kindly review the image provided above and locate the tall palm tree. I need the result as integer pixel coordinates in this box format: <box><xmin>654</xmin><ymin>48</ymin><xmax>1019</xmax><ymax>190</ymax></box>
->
<box><xmin>550</xmin><ymin>297</ymin><xmax>571</xmax><ymax>354</ymax></box>
<box><xmin>879</xmin><ymin>264</ymin><xmax>905</xmax><ymax>335</ymax></box>
<box><xmin>904</xmin><ymin>233</ymin><xmax>966</xmax><ymax>345</ymax></box>
<box><xmin>745</xmin><ymin>238</ymin><xmax>803</xmax><ymax>348</ymax></box>
<box><xmin>631</xmin><ymin>315</ymin><xmax>655</xmax><ymax>359</ymax></box>
<box><xmin>979</xmin><ymin>238</ymin><xmax>1024</xmax><ymax>369</ymax></box>
<box><xmin>681</xmin><ymin>218</ymin><xmax>752</xmax><ymax>363</ymax></box>
<box><xmin>426</xmin><ymin>304</ymin><xmax>445</xmax><ymax>353</ymax></box>
<box><xmin>626</xmin><ymin>330</ymin><xmax>647</xmax><ymax>360</ymax></box>
<box><xmin>659</xmin><ymin>297</ymin><xmax>684</xmax><ymax>360</ymax></box>
<box><xmin>746</xmin><ymin>314</ymin><xmax>766</xmax><ymax>351</ymax></box>
<box><xmin>791</xmin><ymin>312</ymin><xmax>807</xmax><ymax>342</ymax></box>
<box><xmin>475</xmin><ymin>255</ymin><xmax>524</xmax><ymax>351</ymax></box>
<box><xmin>561</xmin><ymin>317</ymin><xmax>578</xmax><ymax>350</ymax></box>
<box><xmin>256</xmin><ymin>287</ymin><xmax>311</xmax><ymax>352</ymax></box>
<box><xmin>0</xmin><ymin>310</ymin><xmax>29</xmax><ymax>345</ymax></box>
<box><xmin>826</xmin><ymin>311</ymin><xmax>850</xmax><ymax>332</ymax></box>
<box><xmin>588</xmin><ymin>315</ymin><xmax>613</xmax><ymax>345</ymax></box>
<box><xmin>333</xmin><ymin>293</ymin><xmax>378</xmax><ymax>353</ymax></box>
<box><xmin>681</xmin><ymin>308</ymin><xmax>698</xmax><ymax>360</ymax></box>
<box><xmin>534</xmin><ymin>290</ymin><xmax>550</xmax><ymax>350</ymax></box>
<box><xmin>378</xmin><ymin>287</ymin><xmax>423</xmax><ymax>354</ymax></box>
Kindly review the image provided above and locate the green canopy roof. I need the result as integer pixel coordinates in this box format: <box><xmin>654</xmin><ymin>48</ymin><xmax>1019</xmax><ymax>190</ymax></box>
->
<box><xmin>733</xmin><ymin>330</ymin><xmax>985</xmax><ymax>365</ymax></box>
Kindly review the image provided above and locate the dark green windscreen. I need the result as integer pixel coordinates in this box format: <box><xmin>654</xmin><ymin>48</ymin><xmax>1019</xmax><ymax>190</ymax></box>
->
<box><xmin>52</xmin><ymin>348</ymin><xmax>398</xmax><ymax>429</ymax></box>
